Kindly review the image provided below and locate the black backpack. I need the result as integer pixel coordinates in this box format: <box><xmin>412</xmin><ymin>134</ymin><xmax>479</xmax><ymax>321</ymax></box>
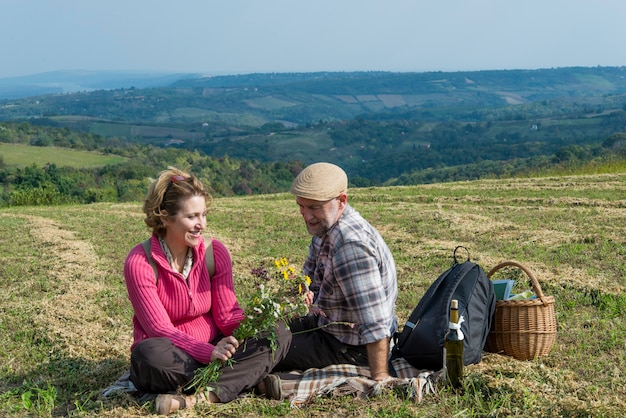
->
<box><xmin>390</xmin><ymin>247</ymin><xmax>496</xmax><ymax>371</ymax></box>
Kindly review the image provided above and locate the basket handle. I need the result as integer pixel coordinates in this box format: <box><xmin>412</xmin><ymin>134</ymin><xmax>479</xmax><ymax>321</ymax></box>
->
<box><xmin>487</xmin><ymin>261</ymin><xmax>549</xmax><ymax>306</ymax></box>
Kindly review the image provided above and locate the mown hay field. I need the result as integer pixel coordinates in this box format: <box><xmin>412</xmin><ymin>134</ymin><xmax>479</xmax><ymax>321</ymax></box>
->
<box><xmin>0</xmin><ymin>173</ymin><xmax>624</xmax><ymax>417</ymax></box>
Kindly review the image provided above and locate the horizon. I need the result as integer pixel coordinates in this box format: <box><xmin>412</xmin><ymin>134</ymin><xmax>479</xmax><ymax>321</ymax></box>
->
<box><xmin>4</xmin><ymin>65</ymin><xmax>622</xmax><ymax>99</ymax></box>
<box><xmin>3</xmin><ymin>64</ymin><xmax>625</xmax><ymax>81</ymax></box>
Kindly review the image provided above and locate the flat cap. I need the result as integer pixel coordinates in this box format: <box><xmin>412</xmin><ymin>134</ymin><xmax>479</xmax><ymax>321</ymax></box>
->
<box><xmin>290</xmin><ymin>162</ymin><xmax>348</xmax><ymax>201</ymax></box>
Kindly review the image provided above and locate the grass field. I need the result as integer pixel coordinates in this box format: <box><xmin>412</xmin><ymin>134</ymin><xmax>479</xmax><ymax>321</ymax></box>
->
<box><xmin>0</xmin><ymin>143</ymin><xmax>127</xmax><ymax>168</ymax></box>
<box><xmin>0</xmin><ymin>172</ymin><xmax>625</xmax><ymax>417</ymax></box>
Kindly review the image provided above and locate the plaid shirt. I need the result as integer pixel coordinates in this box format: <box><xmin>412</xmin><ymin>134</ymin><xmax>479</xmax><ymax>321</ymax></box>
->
<box><xmin>303</xmin><ymin>204</ymin><xmax>398</xmax><ymax>346</ymax></box>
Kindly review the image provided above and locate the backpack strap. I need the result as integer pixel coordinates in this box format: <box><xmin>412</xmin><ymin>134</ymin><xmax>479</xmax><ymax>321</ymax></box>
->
<box><xmin>141</xmin><ymin>239</ymin><xmax>157</xmax><ymax>281</ymax></box>
<box><xmin>141</xmin><ymin>238</ymin><xmax>215</xmax><ymax>284</ymax></box>
<box><xmin>205</xmin><ymin>240</ymin><xmax>215</xmax><ymax>277</ymax></box>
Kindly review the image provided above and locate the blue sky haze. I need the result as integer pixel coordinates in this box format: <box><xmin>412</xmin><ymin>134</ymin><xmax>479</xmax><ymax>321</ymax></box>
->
<box><xmin>2</xmin><ymin>0</ymin><xmax>625</xmax><ymax>78</ymax></box>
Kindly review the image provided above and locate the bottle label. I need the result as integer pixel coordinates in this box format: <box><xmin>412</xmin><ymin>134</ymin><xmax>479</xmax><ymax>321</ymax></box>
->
<box><xmin>448</xmin><ymin>315</ymin><xmax>465</xmax><ymax>340</ymax></box>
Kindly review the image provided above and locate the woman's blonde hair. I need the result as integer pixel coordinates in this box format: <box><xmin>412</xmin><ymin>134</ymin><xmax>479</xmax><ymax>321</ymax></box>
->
<box><xmin>142</xmin><ymin>167</ymin><xmax>212</xmax><ymax>237</ymax></box>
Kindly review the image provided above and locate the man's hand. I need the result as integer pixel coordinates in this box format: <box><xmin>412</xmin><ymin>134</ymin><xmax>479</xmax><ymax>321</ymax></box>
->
<box><xmin>304</xmin><ymin>290</ymin><xmax>314</xmax><ymax>306</ymax></box>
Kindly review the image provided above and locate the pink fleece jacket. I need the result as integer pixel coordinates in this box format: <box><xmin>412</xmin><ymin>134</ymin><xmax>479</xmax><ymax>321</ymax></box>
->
<box><xmin>124</xmin><ymin>234</ymin><xmax>244</xmax><ymax>364</ymax></box>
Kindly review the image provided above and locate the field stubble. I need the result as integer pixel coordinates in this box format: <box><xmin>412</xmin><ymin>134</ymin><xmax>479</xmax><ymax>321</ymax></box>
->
<box><xmin>0</xmin><ymin>173</ymin><xmax>624</xmax><ymax>417</ymax></box>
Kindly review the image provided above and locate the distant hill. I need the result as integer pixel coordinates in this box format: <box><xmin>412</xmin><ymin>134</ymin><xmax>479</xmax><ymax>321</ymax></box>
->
<box><xmin>2</xmin><ymin>66</ymin><xmax>626</xmax><ymax>125</ymax></box>
<box><xmin>0</xmin><ymin>70</ymin><xmax>201</xmax><ymax>99</ymax></box>
<box><xmin>1</xmin><ymin>67</ymin><xmax>626</xmax><ymax>187</ymax></box>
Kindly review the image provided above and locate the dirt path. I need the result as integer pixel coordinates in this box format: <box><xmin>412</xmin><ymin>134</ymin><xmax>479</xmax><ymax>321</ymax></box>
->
<box><xmin>13</xmin><ymin>214</ymin><xmax>131</xmax><ymax>359</ymax></box>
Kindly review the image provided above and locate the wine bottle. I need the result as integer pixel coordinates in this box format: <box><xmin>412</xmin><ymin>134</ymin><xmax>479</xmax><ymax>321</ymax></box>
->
<box><xmin>444</xmin><ymin>299</ymin><xmax>464</xmax><ymax>387</ymax></box>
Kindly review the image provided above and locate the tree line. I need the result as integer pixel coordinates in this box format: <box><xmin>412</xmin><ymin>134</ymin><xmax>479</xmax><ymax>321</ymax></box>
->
<box><xmin>1</xmin><ymin>121</ymin><xmax>625</xmax><ymax>207</ymax></box>
<box><xmin>0</xmin><ymin>122</ymin><xmax>304</xmax><ymax>206</ymax></box>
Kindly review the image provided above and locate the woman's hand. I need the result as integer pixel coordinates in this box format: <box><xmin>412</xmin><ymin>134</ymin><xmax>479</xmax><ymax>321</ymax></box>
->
<box><xmin>211</xmin><ymin>335</ymin><xmax>239</xmax><ymax>362</ymax></box>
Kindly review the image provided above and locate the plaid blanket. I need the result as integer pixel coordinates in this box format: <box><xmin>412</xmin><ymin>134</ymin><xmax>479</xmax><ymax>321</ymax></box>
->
<box><xmin>275</xmin><ymin>358</ymin><xmax>439</xmax><ymax>407</ymax></box>
<box><xmin>102</xmin><ymin>357</ymin><xmax>439</xmax><ymax>407</ymax></box>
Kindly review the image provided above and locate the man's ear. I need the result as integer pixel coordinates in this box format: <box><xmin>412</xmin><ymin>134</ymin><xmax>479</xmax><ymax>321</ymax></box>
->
<box><xmin>338</xmin><ymin>193</ymin><xmax>348</xmax><ymax>206</ymax></box>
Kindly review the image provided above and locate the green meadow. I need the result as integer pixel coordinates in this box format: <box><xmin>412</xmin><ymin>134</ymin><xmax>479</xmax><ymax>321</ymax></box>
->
<box><xmin>0</xmin><ymin>172</ymin><xmax>624</xmax><ymax>416</ymax></box>
<box><xmin>0</xmin><ymin>143</ymin><xmax>127</xmax><ymax>168</ymax></box>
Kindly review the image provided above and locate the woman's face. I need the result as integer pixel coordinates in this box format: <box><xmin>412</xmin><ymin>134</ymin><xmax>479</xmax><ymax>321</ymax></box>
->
<box><xmin>163</xmin><ymin>195</ymin><xmax>207</xmax><ymax>252</ymax></box>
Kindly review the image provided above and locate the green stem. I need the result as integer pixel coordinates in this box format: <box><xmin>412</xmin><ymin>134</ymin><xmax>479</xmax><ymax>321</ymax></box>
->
<box><xmin>291</xmin><ymin>321</ymin><xmax>354</xmax><ymax>335</ymax></box>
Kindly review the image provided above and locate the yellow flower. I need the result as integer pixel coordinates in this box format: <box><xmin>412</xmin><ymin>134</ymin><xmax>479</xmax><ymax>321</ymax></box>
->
<box><xmin>190</xmin><ymin>256</ymin><xmax>312</xmax><ymax>392</ymax></box>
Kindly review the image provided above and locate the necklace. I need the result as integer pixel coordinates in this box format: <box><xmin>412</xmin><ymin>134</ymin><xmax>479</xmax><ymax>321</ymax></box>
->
<box><xmin>158</xmin><ymin>237</ymin><xmax>193</xmax><ymax>278</ymax></box>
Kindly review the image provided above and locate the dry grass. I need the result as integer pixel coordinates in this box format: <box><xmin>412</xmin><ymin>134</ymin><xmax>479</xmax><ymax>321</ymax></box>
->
<box><xmin>0</xmin><ymin>172</ymin><xmax>625</xmax><ymax>417</ymax></box>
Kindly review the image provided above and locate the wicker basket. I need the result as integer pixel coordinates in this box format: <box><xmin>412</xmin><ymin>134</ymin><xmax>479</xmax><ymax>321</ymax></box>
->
<box><xmin>485</xmin><ymin>261</ymin><xmax>557</xmax><ymax>360</ymax></box>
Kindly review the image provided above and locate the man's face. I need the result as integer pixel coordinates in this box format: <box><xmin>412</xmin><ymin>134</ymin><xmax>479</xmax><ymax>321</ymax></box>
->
<box><xmin>296</xmin><ymin>194</ymin><xmax>346</xmax><ymax>237</ymax></box>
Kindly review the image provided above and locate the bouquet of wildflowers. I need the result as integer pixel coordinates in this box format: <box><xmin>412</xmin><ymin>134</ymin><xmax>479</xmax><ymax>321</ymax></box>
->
<box><xmin>187</xmin><ymin>258</ymin><xmax>311</xmax><ymax>391</ymax></box>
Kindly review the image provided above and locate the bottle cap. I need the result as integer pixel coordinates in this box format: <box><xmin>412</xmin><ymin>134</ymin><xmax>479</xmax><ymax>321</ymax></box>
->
<box><xmin>451</xmin><ymin>299</ymin><xmax>458</xmax><ymax>309</ymax></box>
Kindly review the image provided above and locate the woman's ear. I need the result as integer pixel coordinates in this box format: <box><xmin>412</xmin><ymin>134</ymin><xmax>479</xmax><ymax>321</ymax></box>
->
<box><xmin>160</xmin><ymin>211</ymin><xmax>169</xmax><ymax>227</ymax></box>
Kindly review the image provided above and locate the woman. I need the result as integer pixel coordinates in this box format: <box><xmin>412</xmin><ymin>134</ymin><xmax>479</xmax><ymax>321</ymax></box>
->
<box><xmin>124</xmin><ymin>167</ymin><xmax>290</xmax><ymax>415</ymax></box>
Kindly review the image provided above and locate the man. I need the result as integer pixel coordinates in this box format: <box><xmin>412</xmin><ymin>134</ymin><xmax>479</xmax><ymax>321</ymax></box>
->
<box><xmin>274</xmin><ymin>162</ymin><xmax>398</xmax><ymax>381</ymax></box>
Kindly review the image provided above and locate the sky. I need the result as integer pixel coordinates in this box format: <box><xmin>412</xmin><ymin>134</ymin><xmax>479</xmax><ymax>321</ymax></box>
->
<box><xmin>2</xmin><ymin>0</ymin><xmax>626</xmax><ymax>79</ymax></box>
